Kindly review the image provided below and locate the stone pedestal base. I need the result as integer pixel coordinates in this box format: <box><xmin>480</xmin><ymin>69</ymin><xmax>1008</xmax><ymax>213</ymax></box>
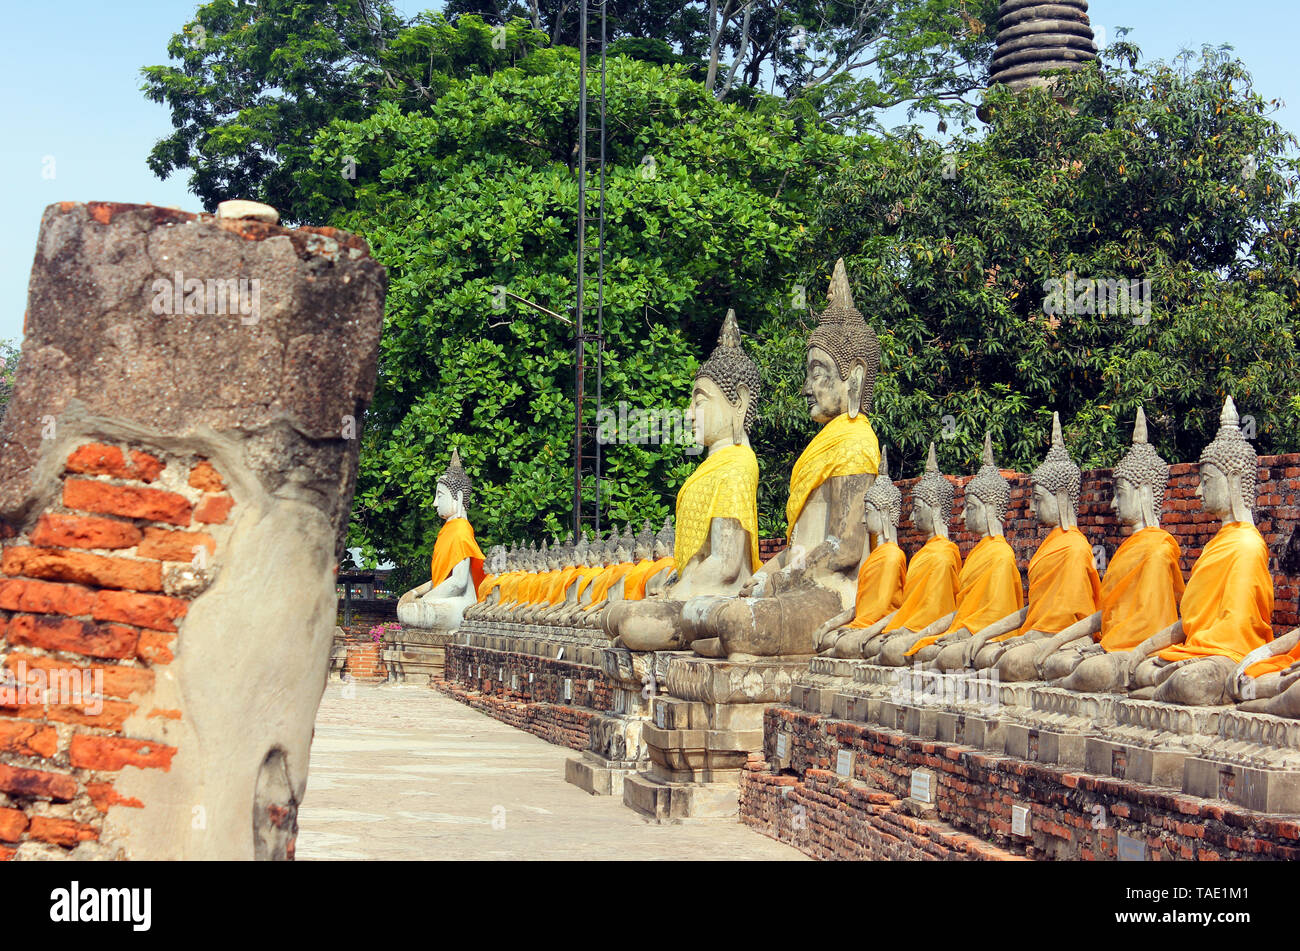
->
<box><xmin>622</xmin><ymin>654</ymin><xmax>807</xmax><ymax>820</ymax></box>
<box><xmin>565</xmin><ymin>751</ymin><xmax>641</xmax><ymax>797</ymax></box>
<box><xmin>382</xmin><ymin>629</ymin><xmax>455</xmax><ymax>684</ymax></box>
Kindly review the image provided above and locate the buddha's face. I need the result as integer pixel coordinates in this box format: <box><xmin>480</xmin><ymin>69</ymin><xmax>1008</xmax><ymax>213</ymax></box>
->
<box><xmin>1113</xmin><ymin>477</ymin><xmax>1144</xmax><ymax>526</ymax></box>
<box><xmin>863</xmin><ymin>502</ymin><xmax>884</xmax><ymax>536</ymax></box>
<box><xmin>963</xmin><ymin>495</ymin><xmax>987</xmax><ymax>534</ymax></box>
<box><xmin>912</xmin><ymin>498</ymin><xmax>935</xmax><ymax>535</ymax></box>
<box><xmin>653</xmin><ymin>539</ymin><xmax>671</xmax><ymax>559</ymax></box>
<box><xmin>1032</xmin><ymin>484</ymin><xmax>1061</xmax><ymax>527</ymax></box>
<box><xmin>614</xmin><ymin>545</ymin><xmax>630</xmax><ymax>562</ymax></box>
<box><xmin>802</xmin><ymin>346</ymin><xmax>850</xmax><ymax>424</ymax></box>
<box><xmin>687</xmin><ymin>377</ymin><xmax>741</xmax><ymax>448</ymax></box>
<box><xmin>434</xmin><ymin>483</ymin><xmax>459</xmax><ymax>520</ymax></box>
<box><xmin>1197</xmin><ymin>463</ymin><xmax>1231</xmax><ymax>517</ymax></box>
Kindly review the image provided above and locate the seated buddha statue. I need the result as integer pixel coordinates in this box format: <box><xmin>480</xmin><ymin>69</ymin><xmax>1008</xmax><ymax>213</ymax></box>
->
<box><xmin>537</xmin><ymin>536</ymin><xmax>598</xmax><ymax>624</ymax></box>
<box><xmin>643</xmin><ymin>519</ymin><xmax>677</xmax><ymax>598</ymax></box>
<box><xmin>608</xmin><ymin>310</ymin><xmax>762</xmax><ymax>651</ymax></box>
<box><xmin>465</xmin><ymin>544</ymin><xmax>515</xmax><ymax>619</ymax></box>
<box><xmin>519</xmin><ymin>534</ymin><xmax>578</xmax><ymax>623</ymax></box>
<box><xmin>689</xmin><ymin>259</ymin><xmax>881</xmax><ymax>660</ymax></box>
<box><xmin>551</xmin><ymin>530</ymin><xmax>616</xmax><ymax>626</ymax></box>
<box><xmin>934</xmin><ymin>413</ymin><xmax>1100</xmax><ymax>671</ymax></box>
<box><xmin>890</xmin><ymin>433</ymin><xmax>1023</xmax><ymax>665</ymax></box>
<box><xmin>1012</xmin><ymin>409</ymin><xmax>1187</xmax><ymax>688</ymax></box>
<box><xmin>1095</xmin><ymin>398</ymin><xmax>1273</xmax><ymax>705</ymax></box>
<box><xmin>396</xmin><ymin>449</ymin><xmax>487</xmax><ymax>632</ymax></box>
<box><xmin>486</xmin><ymin>541</ymin><xmax>539</xmax><ymax>620</ymax></box>
<box><xmin>1234</xmin><ymin>626</ymin><xmax>1300</xmax><ymax>715</ymax></box>
<box><xmin>870</xmin><ymin>445</ymin><xmax>964</xmax><ymax>666</ymax></box>
<box><xmin>576</xmin><ymin>528</ymin><xmax>637</xmax><ymax>630</ymax></box>
<box><xmin>813</xmin><ymin>447</ymin><xmax>907</xmax><ymax>658</ymax></box>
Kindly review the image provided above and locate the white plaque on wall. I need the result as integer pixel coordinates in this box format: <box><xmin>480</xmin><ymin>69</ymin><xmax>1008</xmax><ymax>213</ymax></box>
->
<box><xmin>1117</xmin><ymin>832</ymin><xmax>1146</xmax><ymax>861</ymax></box>
<box><xmin>1011</xmin><ymin>804</ymin><xmax>1029</xmax><ymax>837</ymax></box>
<box><xmin>564</xmin><ymin>678</ymin><xmax>572</xmax><ymax>700</ymax></box>
<box><xmin>836</xmin><ymin>749</ymin><xmax>853</xmax><ymax>778</ymax></box>
<box><xmin>776</xmin><ymin>733</ymin><xmax>789</xmax><ymax>760</ymax></box>
<box><xmin>909</xmin><ymin>769</ymin><xmax>934</xmax><ymax>804</ymax></box>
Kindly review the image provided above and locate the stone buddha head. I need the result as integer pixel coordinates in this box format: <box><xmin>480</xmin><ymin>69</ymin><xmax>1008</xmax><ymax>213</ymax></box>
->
<box><xmin>612</xmin><ymin>535</ymin><xmax>631</xmax><ymax>564</ymax></box>
<box><xmin>912</xmin><ymin>442</ymin><xmax>955</xmax><ymax>540</ymax></box>
<box><xmin>573</xmin><ymin>535</ymin><xmax>590</xmax><ymax>568</ymax></box>
<box><xmin>863</xmin><ymin>446</ymin><xmax>902</xmax><ymax>545</ymax></box>
<box><xmin>1031</xmin><ymin>412</ymin><xmax>1081</xmax><ymax>531</ymax></box>
<box><xmin>634</xmin><ymin>520</ymin><xmax>654</xmax><ymax>561</ymax></box>
<box><xmin>803</xmin><ymin>258</ymin><xmax>880</xmax><ymax>425</ymax></box>
<box><xmin>561</xmin><ymin>532</ymin><xmax>576</xmax><ymax>569</ymax></box>
<box><xmin>599</xmin><ymin>529</ymin><xmax>617</xmax><ymax>566</ymax></box>
<box><xmin>653</xmin><ymin>517</ymin><xmax>674</xmax><ymax>560</ymax></box>
<box><xmin>1198</xmin><ymin>396</ymin><xmax>1256</xmax><ymax>526</ymax></box>
<box><xmin>486</xmin><ymin>545</ymin><xmax>506</xmax><ymax>574</ymax></box>
<box><xmin>689</xmin><ymin>309</ymin><xmax>761</xmax><ymax>451</ymax></box>
<box><xmin>963</xmin><ymin>432</ymin><xmax>1010</xmax><ymax>539</ymax></box>
<box><xmin>435</xmin><ymin>448</ymin><xmax>472</xmax><ymax>521</ymax></box>
<box><xmin>1112</xmin><ymin>407</ymin><xmax>1169</xmax><ymax>530</ymax></box>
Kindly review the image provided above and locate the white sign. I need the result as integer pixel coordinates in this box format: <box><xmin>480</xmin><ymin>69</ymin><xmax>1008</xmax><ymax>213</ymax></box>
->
<box><xmin>1117</xmin><ymin>832</ymin><xmax>1146</xmax><ymax>861</ymax></box>
<box><xmin>835</xmin><ymin>749</ymin><xmax>853</xmax><ymax>778</ymax></box>
<box><xmin>528</xmin><ymin>672</ymin><xmax>534</xmax><ymax>684</ymax></box>
<box><xmin>1011</xmin><ymin>804</ymin><xmax>1029</xmax><ymax>837</ymax></box>
<box><xmin>776</xmin><ymin>733</ymin><xmax>789</xmax><ymax>759</ymax></box>
<box><xmin>564</xmin><ymin>678</ymin><xmax>572</xmax><ymax>700</ymax></box>
<box><xmin>909</xmin><ymin>769</ymin><xmax>934</xmax><ymax>804</ymax></box>
<box><xmin>510</xmin><ymin>673</ymin><xmax>518</xmax><ymax>691</ymax></box>
<box><xmin>655</xmin><ymin>704</ymin><xmax>667</xmax><ymax>729</ymax></box>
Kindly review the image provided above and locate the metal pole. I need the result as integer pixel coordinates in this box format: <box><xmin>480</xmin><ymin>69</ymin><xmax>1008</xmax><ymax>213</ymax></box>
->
<box><xmin>574</xmin><ymin>0</ymin><xmax>589</xmax><ymax>539</ymax></box>
<box><xmin>595</xmin><ymin>0</ymin><xmax>607</xmax><ymax>535</ymax></box>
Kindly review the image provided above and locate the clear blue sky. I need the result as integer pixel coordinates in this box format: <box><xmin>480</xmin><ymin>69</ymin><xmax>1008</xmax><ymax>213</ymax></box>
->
<box><xmin>1</xmin><ymin>0</ymin><xmax>1296</xmax><ymax>343</ymax></box>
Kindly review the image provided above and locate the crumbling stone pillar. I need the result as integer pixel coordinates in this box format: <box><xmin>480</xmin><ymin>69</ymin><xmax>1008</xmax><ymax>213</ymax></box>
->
<box><xmin>0</xmin><ymin>202</ymin><xmax>385</xmax><ymax>859</ymax></box>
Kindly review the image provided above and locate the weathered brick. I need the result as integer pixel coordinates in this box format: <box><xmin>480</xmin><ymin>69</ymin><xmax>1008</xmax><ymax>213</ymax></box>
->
<box><xmin>4</xmin><ymin>654</ymin><xmax>154</xmax><ymax>700</ymax></box>
<box><xmin>0</xmin><ymin>763</ymin><xmax>78</xmax><ymax>801</ymax></box>
<box><xmin>0</xmin><ymin>720</ymin><xmax>59</xmax><ymax>758</ymax></box>
<box><xmin>30</xmin><ymin>513</ymin><xmax>143</xmax><ymax>550</ymax></box>
<box><xmin>136</xmin><ymin>527</ymin><xmax>216</xmax><ymax>562</ymax></box>
<box><xmin>47</xmin><ymin>700</ymin><xmax>137</xmax><ymax>732</ymax></box>
<box><xmin>136</xmin><ymin>631</ymin><xmax>176</xmax><ymax>665</ymax></box>
<box><xmin>85</xmin><ymin>782</ymin><xmax>144</xmax><ymax>813</ymax></box>
<box><xmin>0</xmin><ymin>578</ymin><xmax>95</xmax><ymax>616</ymax></box>
<box><xmin>65</xmin><ymin>444</ymin><xmax>163</xmax><ymax>483</ymax></box>
<box><xmin>28</xmin><ymin>816</ymin><xmax>98</xmax><ymax>847</ymax></box>
<box><xmin>128</xmin><ymin>450</ymin><xmax>164</xmax><ymax>483</ymax></box>
<box><xmin>0</xmin><ymin>807</ymin><xmax>29</xmax><ymax>842</ymax></box>
<box><xmin>68</xmin><ymin>735</ymin><xmax>176</xmax><ymax>772</ymax></box>
<box><xmin>92</xmin><ymin>590</ymin><xmax>187</xmax><ymax>632</ymax></box>
<box><xmin>7</xmin><ymin>614</ymin><xmax>139</xmax><ymax>660</ymax></box>
<box><xmin>188</xmin><ymin>460</ymin><xmax>226</xmax><ymax>492</ymax></box>
<box><xmin>63</xmin><ymin>480</ymin><xmax>191</xmax><ymax>526</ymax></box>
<box><xmin>194</xmin><ymin>495</ymin><xmax>234</xmax><ymax>524</ymax></box>
<box><xmin>1</xmin><ymin>546</ymin><xmax>162</xmax><ymax>592</ymax></box>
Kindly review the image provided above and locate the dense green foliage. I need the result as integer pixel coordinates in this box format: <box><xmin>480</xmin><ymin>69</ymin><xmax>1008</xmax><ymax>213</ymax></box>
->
<box><xmin>805</xmin><ymin>45</ymin><xmax>1300</xmax><ymax>482</ymax></box>
<box><xmin>296</xmin><ymin>54</ymin><xmax>855</xmax><ymax>564</ymax></box>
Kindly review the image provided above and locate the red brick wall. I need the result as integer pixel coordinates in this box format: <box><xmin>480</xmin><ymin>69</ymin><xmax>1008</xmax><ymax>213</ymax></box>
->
<box><xmin>438</xmin><ymin>643</ymin><xmax>617</xmax><ymax>751</ymax></box>
<box><xmin>764</xmin><ymin>452</ymin><xmax>1300</xmax><ymax>636</ymax></box>
<box><xmin>743</xmin><ymin>707</ymin><xmax>1300</xmax><ymax>861</ymax></box>
<box><xmin>0</xmin><ymin>442</ymin><xmax>237</xmax><ymax>859</ymax></box>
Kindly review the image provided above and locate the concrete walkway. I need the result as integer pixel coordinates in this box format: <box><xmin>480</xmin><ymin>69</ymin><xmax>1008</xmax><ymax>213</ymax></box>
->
<box><xmin>296</xmin><ymin>683</ymin><xmax>805</xmax><ymax>860</ymax></box>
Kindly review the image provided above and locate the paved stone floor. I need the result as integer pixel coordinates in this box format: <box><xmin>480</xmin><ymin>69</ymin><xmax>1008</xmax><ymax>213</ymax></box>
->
<box><xmin>296</xmin><ymin>682</ymin><xmax>805</xmax><ymax>860</ymax></box>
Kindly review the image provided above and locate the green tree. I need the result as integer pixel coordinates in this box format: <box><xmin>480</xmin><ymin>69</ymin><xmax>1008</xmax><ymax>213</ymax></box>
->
<box><xmin>295</xmin><ymin>54</ymin><xmax>855</xmax><ymax>567</ymax></box>
<box><xmin>804</xmin><ymin>44</ymin><xmax>1300</xmax><ymax>483</ymax></box>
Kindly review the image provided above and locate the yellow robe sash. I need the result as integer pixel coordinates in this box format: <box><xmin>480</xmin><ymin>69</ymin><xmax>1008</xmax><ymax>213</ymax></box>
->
<box><xmin>574</xmin><ymin>565</ymin><xmax>604</xmax><ymax>600</ymax></box>
<box><xmin>429</xmin><ymin>518</ymin><xmax>485</xmax><ymax>593</ymax></box>
<box><xmin>1098</xmin><ymin>527</ymin><xmax>1185</xmax><ymax>652</ymax></box>
<box><xmin>885</xmin><ymin>536</ymin><xmax>961</xmax><ymax>635</ymax></box>
<box><xmin>476</xmin><ymin>573</ymin><xmax>498</xmax><ymax>602</ymax></box>
<box><xmin>847</xmin><ymin>542</ymin><xmax>907</xmax><ymax>629</ymax></box>
<box><xmin>906</xmin><ymin>535</ymin><xmax>1022</xmax><ymax>656</ymax></box>
<box><xmin>785</xmin><ymin>413</ymin><xmax>880</xmax><ymax>539</ymax></box>
<box><xmin>623</xmin><ymin>556</ymin><xmax>675</xmax><ymax>601</ymax></box>
<box><xmin>992</xmin><ymin>527</ymin><xmax>1100</xmax><ymax>642</ymax></box>
<box><xmin>1161</xmin><ymin>522</ymin><xmax>1273</xmax><ymax>665</ymax></box>
<box><xmin>675</xmin><ymin>444</ymin><xmax>761</xmax><ymax>572</ymax></box>
<box><xmin>545</xmin><ymin>567</ymin><xmax>581</xmax><ymax>605</ymax></box>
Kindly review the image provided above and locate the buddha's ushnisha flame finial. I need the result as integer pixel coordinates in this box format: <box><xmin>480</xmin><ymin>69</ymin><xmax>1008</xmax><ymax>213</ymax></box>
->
<box><xmin>1200</xmin><ymin>396</ymin><xmax>1257</xmax><ymax>510</ymax></box>
<box><xmin>1114</xmin><ymin>406</ymin><xmax>1170</xmax><ymax>517</ymax></box>
<box><xmin>968</xmin><ymin>430</ymin><xmax>1011</xmax><ymax>520</ymax></box>
<box><xmin>863</xmin><ymin>446</ymin><xmax>903</xmax><ymax>527</ymax></box>
<box><xmin>437</xmin><ymin>447</ymin><xmax>473</xmax><ymax>507</ymax></box>
<box><xmin>805</xmin><ymin>259</ymin><xmax>880</xmax><ymax>411</ymax></box>
<box><xmin>914</xmin><ymin>440</ymin><xmax>955</xmax><ymax>515</ymax></box>
<box><xmin>1032</xmin><ymin>411</ymin><xmax>1081</xmax><ymax>511</ymax></box>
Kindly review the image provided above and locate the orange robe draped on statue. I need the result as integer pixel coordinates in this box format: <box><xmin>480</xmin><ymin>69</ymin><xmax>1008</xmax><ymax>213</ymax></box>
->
<box><xmin>846</xmin><ymin>542</ymin><xmax>907</xmax><ymax>629</ymax></box>
<box><xmin>574</xmin><ymin>565</ymin><xmax>605</xmax><ymax>600</ymax></box>
<box><xmin>622</xmin><ymin>556</ymin><xmax>675</xmax><ymax>601</ymax></box>
<box><xmin>1097</xmin><ymin>527</ymin><xmax>1185</xmax><ymax>652</ymax></box>
<box><xmin>991</xmin><ymin>527</ymin><xmax>1100</xmax><ymax>643</ymax></box>
<box><xmin>1160</xmin><ymin>522</ymin><xmax>1273</xmax><ymax>665</ymax></box>
<box><xmin>884</xmin><ymin>536</ymin><xmax>961</xmax><ymax>635</ymax></box>
<box><xmin>585</xmin><ymin>563</ymin><xmax>635</xmax><ymax>609</ymax></box>
<box><xmin>429</xmin><ymin>517</ymin><xmax>485</xmax><ymax>594</ymax></box>
<box><xmin>476</xmin><ymin>573</ymin><xmax>499</xmax><ymax>602</ymax></box>
<box><xmin>906</xmin><ymin>534</ymin><xmax>1023</xmax><ymax>656</ymax></box>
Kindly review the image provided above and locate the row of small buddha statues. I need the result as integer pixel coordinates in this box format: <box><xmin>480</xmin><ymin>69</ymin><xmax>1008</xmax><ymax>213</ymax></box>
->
<box><xmin>461</xmin><ymin>521</ymin><xmax>676</xmax><ymax>627</ymax></box>
<box><xmin>398</xmin><ymin>258</ymin><xmax>1300</xmax><ymax>714</ymax></box>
